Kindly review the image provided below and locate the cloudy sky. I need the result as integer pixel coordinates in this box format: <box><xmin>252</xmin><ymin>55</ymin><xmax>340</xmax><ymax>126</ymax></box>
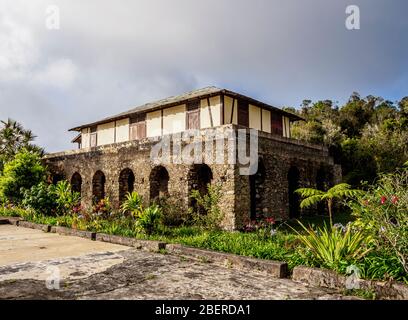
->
<box><xmin>0</xmin><ymin>0</ymin><xmax>407</xmax><ymax>152</ymax></box>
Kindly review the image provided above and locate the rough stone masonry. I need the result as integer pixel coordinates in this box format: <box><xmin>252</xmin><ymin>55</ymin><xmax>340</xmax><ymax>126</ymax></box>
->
<box><xmin>43</xmin><ymin>124</ymin><xmax>340</xmax><ymax>230</ymax></box>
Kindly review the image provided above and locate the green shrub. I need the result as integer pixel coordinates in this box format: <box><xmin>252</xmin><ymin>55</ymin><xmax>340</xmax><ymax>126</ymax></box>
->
<box><xmin>136</xmin><ymin>204</ymin><xmax>162</xmax><ymax>235</ymax></box>
<box><xmin>0</xmin><ymin>149</ymin><xmax>45</xmax><ymax>204</ymax></box>
<box><xmin>120</xmin><ymin>192</ymin><xmax>143</xmax><ymax>217</ymax></box>
<box><xmin>21</xmin><ymin>182</ymin><xmax>58</xmax><ymax>216</ymax></box>
<box><xmin>190</xmin><ymin>183</ymin><xmax>224</xmax><ymax>230</ymax></box>
<box><xmin>357</xmin><ymin>250</ymin><xmax>408</xmax><ymax>283</ymax></box>
<box><xmin>349</xmin><ymin>167</ymin><xmax>408</xmax><ymax>274</ymax></box>
<box><xmin>54</xmin><ymin>180</ymin><xmax>81</xmax><ymax>215</ymax></box>
<box><xmin>292</xmin><ymin>221</ymin><xmax>372</xmax><ymax>272</ymax></box>
<box><xmin>158</xmin><ymin>196</ymin><xmax>191</xmax><ymax>227</ymax></box>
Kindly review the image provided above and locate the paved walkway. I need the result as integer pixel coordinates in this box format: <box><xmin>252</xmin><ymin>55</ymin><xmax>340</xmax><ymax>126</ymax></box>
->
<box><xmin>0</xmin><ymin>225</ymin><xmax>354</xmax><ymax>300</ymax></box>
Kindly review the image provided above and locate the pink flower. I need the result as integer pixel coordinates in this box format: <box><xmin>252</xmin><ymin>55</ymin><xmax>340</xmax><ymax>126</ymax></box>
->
<box><xmin>380</xmin><ymin>196</ymin><xmax>387</xmax><ymax>205</ymax></box>
<box><xmin>391</xmin><ymin>196</ymin><xmax>399</xmax><ymax>204</ymax></box>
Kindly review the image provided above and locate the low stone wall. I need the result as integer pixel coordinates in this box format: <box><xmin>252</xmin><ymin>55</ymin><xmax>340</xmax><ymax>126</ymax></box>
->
<box><xmin>292</xmin><ymin>266</ymin><xmax>408</xmax><ymax>300</ymax></box>
<box><xmin>167</xmin><ymin>244</ymin><xmax>288</xmax><ymax>278</ymax></box>
<box><xmin>95</xmin><ymin>233</ymin><xmax>166</xmax><ymax>251</ymax></box>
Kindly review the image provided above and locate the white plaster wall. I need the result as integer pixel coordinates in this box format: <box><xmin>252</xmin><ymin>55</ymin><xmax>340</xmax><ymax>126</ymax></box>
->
<box><xmin>249</xmin><ymin>104</ymin><xmax>262</xmax><ymax>131</ymax></box>
<box><xmin>262</xmin><ymin>109</ymin><xmax>271</xmax><ymax>133</ymax></box>
<box><xmin>146</xmin><ymin>110</ymin><xmax>162</xmax><ymax>137</ymax></box>
<box><xmin>223</xmin><ymin>96</ymin><xmax>238</xmax><ymax>125</ymax></box>
<box><xmin>115</xmin><ymin>118</ymin><xmax>130</xmax><ymax>143</ymax></box>
<box><xmin>97</xmin><ymin>122</ymin><xmax>115</xmax><ymax>146</ymax></box>
<box><xmin>163</xmin><ymin>104</ymin><xmax>186</xmax><ymax>134</ymax></box>
<box><xmin>200</xmin><ymin>95</ymin><xmax>221</xmax><ymax>129</ymax></box>
<box><xmin>81</xmin><ymin>128</ymin><xmax>90</xmax><ymax>149</ymax></box>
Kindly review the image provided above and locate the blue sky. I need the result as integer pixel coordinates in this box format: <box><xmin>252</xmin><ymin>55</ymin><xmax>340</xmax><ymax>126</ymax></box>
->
<box><xmin>0</xmin><ymin>0</ymin><xmax>407</xmax><ymax>152</ymax></box>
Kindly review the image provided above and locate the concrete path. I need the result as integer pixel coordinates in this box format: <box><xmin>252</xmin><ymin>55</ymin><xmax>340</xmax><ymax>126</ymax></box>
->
<box><xmin>0</xmin><ymin>225</ymin><xmax>355</xmax><ymax>300</ymax></box>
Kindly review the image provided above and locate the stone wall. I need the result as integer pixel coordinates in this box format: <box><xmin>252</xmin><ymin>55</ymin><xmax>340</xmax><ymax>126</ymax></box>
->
<box><xmin>43</xmin><ymin>125</ymin><xmax>339</xmax><ymax>230</ymax></box>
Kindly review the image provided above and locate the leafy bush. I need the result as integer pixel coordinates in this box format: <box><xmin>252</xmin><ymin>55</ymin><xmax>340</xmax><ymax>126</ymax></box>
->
<box><xmin>158</xmin><ymin>196</ymin><xmax>191</xmax><ymax>227</ymax></box>
<box><xmin>190</xmin><ymin>183</ymin><xmax>224</xmax><ymax>230</ymax></box>
<box><xmin>292</xmin><ymin>221</ymin><xmax>372</xmax><ymax>271</ymax></box>
<box><xmin>0</xmin><ymin>149</ymin><xmax>45</xmax><ymax>204</ymax></box>
<box><xmin>120</xmin><ymin>192</ymin><xmax>143</xmax><ymax>217</ymax></box>
<box><xmin>22</xmin><ymin>182</ymin><xmax>58</xmax><ymax>216</ymax></box>
<box><xmin>136</xmin><ymin>204</ymin><xmax>162</xmax><ymax>235</ymax></box>
<box><xmin>349</xmin><ymin>166</ymin><xmax>408</xmax><ymax>274</ymax></box>
<box><xmin>54</xmin><ymin>180</ymin><xmax>81</xmax><ymax>215</ymax></box>
<box><xmin>357</xmin><ymin>251</ymin><xmax>408</xmax><ymax>283</ymax></box>
<box><xmin>92</xmin><ymin>197</ymin><xmax>112</xmax><ymax>218</ymax></box>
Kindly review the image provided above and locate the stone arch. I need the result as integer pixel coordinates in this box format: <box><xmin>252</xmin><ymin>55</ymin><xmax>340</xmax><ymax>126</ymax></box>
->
<box><xmin>92</xmin><ymin>170</ymin><xmax>106</xmax><ymax>203</ymax></box>
<box><xmin>51</xmin><ymin>173</ymin><xmax>65</xmax><ymax>185</ymax></box>
<box><xmin>149</xmin><ymin>166</ymin><xmax>169</xmax><ymax>201</ymax></box>
<box><xmin>249</xmin><ymin>158</ymin><xmax>266</xmax><ymax>220</ymax></box>
<box><xmin>288</xmin><ymin>166</ymin><xmax>300</xmax><ymax>219</ymax></box>
<box><xmin>119</xmin><ymin>168</ymin><xmax>135</xmax><ymax>203</ymax></box>
<box><xmin>71</xmin><ymin>172</ymin><xmax>82</xmax><ymax>195</ymax></box>
<box><xmin>188</xmin><ymin>164</ymin><xmax>213</xmax><ymax>214</ymax></box>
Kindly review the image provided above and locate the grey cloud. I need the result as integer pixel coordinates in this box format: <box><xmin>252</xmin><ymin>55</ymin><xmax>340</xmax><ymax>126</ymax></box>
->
<box><xmin>0</xmin><ymin>0</ymin><xmax>407</xmax><ymax>152</ymax></box>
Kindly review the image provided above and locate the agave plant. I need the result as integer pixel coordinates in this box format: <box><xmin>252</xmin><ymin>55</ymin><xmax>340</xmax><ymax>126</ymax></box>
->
<box><xmin>293</xmin><ymin>221</ymin><xmax>372</xmax><ymax>270</ymax></box>
<box><xmin>295</xmin><ymin>183</ymin><xmax>363</xmax><ymax>226</ymax></box>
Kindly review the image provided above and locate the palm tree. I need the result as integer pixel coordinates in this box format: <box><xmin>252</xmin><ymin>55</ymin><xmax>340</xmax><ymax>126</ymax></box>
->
<box><xmin>0</xmin><ymin>118</ymin><xmax>44</xmax><ymax>166</ymax></box>
<box><xmin>295</xmin><ymin>183</ymin><xmax>363</xmax><ymax>226</ymax></box>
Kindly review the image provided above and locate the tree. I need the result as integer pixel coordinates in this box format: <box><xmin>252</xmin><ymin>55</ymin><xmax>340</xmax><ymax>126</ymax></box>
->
<box><xmin>295</xmin><ymin>183</ymin><xmax>363</xmax><ymax>226</ymax></box>
<box><xmin>0</xmin><ymin>119</ymin><xmax>44</xmax><ymax>172</ymax></box>
<box><xmin>0</xmin><ymin>149</ymin><xmax>45</xmax><ymax>204</ymax></box>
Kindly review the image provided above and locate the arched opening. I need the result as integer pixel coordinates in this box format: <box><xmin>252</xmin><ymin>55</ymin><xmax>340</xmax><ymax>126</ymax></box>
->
<box><xmin>52</xmin><ymin>173</ymin><xmax>64</xmax><ymax>185</ymax></box>
<box><xmin>119</xmin><ymin>168</ymin><xmax>135</xmax><ymax>203</ymax></box>
<box><xmin>71</xmin><ymin>172</ymin><xmax>82</xmax><ymax>195</ymax></box>
<box><xmin>92</xmin><ymin>170</ymin><xmax>106</xmax><ymax>203</ymax></box>
<box><xmin>288</xmin><ymin>166</ymin><xmax>300</xmax><ymax>219</ymax></box>
<box><xmin>189</xmin><ymin>164</ymin><xmax>213</xmax><ymax>214</ymax></box>
<box><xmin>249</xmin><ymin>159</ymin><xmax>266</xmax><ymax>220</ymax></box>
<box><xmin>149</xmin><ymin>166</ymin><xmax>169</xmax><ymax>201</ymax></box>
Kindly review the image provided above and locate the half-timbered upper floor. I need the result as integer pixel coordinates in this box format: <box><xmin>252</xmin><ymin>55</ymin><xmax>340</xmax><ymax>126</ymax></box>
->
<box><xmin>69</xmin><ymin>87</ymin><xmax>302</xmax><ymax>149</ymax></box>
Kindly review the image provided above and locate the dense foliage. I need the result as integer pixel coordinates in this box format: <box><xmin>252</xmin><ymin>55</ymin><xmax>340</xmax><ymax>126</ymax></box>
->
<box><xmin>0</xmin><ymin>149</ymin><xmax>45</xmax><ymax>204</ymax></box>
<box><xmin>286</xmin><ymin>94</ymin><xmax>408</xmax><ymax>186</ymax></box>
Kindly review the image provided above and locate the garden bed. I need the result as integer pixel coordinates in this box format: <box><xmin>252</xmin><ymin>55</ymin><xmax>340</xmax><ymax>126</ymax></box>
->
<box><xmin>1</xmin><ymin>215</ymin><xmax>408</xmax><ymax>300</ymax></box>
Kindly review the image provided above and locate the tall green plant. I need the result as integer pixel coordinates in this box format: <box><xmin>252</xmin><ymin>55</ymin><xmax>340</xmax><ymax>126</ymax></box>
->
<box><xmin>292</xmin><ymin>221</ymin><xmax>372</xmax><ymax>271</ymax></box>
<box><xmin>190</xmin><ymin>183</ymin><xmax>224</xmax><ymax>230</ymax></box>
<box><xmin>296</xmin><ymin>183</ymin><xmax>363</xmax><ymax>226</ymax></box>
<box><xmin>120</xmin><ymin>191</ymin><xmax>143</xmax><ymax>218</ymax></box>
<box><xmin>54</xmin><ymin>180</ymin><xmax>81</xmax><ymax>215</ymax></box>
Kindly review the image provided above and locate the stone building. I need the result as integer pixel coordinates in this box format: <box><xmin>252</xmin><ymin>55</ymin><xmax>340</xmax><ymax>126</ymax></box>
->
<box><xmin>44</xmin><ymin>87</ymin><xmax>341</xmax><ymax>230</ymax></box>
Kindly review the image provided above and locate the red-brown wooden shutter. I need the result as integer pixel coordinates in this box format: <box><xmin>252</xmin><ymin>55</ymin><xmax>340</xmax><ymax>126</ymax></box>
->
<box><xmin>271</xmin><ymin>112</ymin><xmax>283</xmax><ymax>135</ymax></box>
<box><xmin>238</xmin><ymin>100</ymin><xmax>249</xmax><ymax>127</ymax></box>
<box><xmin>186</xmin><ymin>100</ymin><xmax>200</xmax><ymax>130</ymax></box>
<box><xmin>130</xmin><ymin>113</ymin><xmax>146</xmax><ymax>140</ymax></box>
